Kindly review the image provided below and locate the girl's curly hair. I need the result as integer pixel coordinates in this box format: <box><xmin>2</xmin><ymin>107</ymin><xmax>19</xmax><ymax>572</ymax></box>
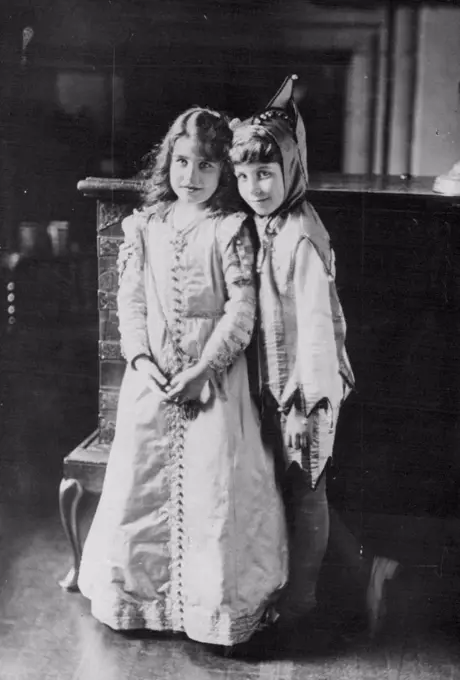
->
<box><xmin>140</xmin><ymin>107</ymin><xmax>244</xmax><ymax>217</ymax></box>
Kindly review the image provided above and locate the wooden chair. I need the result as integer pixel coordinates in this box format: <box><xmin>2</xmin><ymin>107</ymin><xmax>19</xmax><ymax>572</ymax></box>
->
<box><xmin>59</xmin><ymin>177</ymin><xmax>143</xmax><ymax>590</ymax></box>
<box><xmin>59</xmin><ymin>431</ymin><xmax>108</xmax><ymax>590</ymax></box>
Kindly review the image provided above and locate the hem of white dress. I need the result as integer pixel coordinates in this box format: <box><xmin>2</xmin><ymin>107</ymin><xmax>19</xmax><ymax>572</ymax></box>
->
<box><xmin>87</xmin><ymin>595</ymin><xmax>270</xmax><ymax>646</ymax></box>
<box><xmin>90</xmin><ymin>597</ymin><xmax>171</xmax><ymax>634</ymax></box>
<box><xmin>183</xmin><ymin>605</ymin><xmax>266</xmax><ymax>646</ymax></box>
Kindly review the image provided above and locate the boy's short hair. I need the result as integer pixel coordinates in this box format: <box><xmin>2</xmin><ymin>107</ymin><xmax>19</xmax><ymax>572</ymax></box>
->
<box><xmin>230</xmin><ymin>126</ymin><xmax>283</xmax><ymax>166</ymax></box>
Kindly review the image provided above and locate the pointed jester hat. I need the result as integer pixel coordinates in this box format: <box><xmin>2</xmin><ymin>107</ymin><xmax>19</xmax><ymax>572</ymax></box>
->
<box><xmin>232</xmin><ymin>74</ymin><xmax>308</xmax><ymax>186</ymax></box>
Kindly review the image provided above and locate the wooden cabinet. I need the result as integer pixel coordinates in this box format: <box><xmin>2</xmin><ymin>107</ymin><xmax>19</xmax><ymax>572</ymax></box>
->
<box><xmin>311</xmin><ymin>179</ymin><xmax>460</xmax><ymax>518</ymax></box>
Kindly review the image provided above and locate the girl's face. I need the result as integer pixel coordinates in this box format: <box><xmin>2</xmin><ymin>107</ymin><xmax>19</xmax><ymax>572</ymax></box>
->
<box><xmin>170</xmin><ymin>135</ymin><xmax>222</xmax><ymax>207</ymax></box>
<box><xmin>234</xmin><ymin>162</ymin><xmax>284</xmax><ymax>216</ymax></box>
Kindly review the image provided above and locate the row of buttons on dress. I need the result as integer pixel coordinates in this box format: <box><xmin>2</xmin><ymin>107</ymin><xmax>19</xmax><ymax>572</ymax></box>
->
<box><xmin>174</xmin><ymin>424</ymin><xmax>186</xmax><ymax>621</ymax></box>
<box><xmin>170</xmin><ymin>233</ymin><xmax>186</xmax><ymax>364</ymax></box>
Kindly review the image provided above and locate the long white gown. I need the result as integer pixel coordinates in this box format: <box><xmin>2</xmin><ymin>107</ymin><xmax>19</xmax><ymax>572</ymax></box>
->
<box><xmin>78</xmin><ymin>205</ymin><xmax>288</xmax><ymax>646</ymax></box>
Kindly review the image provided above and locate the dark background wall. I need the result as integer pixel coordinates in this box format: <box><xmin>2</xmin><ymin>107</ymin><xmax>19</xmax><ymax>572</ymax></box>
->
<box><xmin>0</xmin><ymin>0</ymin><xmax>356</xmax><ymax>248</ymax></box>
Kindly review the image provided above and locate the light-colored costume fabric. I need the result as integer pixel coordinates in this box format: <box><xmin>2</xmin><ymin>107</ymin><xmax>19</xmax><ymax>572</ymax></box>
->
<box><xmin>78</xmin><ymin>206</ymin><xmax>288</xmax><ymax>646</ymax></box>
<box><xmin>233</xmin><ymin>91</ymin><xmax>354</xmax><ymax>488</ymax></box>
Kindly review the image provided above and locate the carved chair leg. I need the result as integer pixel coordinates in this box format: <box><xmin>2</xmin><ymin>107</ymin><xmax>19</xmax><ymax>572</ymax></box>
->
<box><xmin>59</xmin><ymin>477</ymin><xmax>84</xmax><ymax>592</ymax></box>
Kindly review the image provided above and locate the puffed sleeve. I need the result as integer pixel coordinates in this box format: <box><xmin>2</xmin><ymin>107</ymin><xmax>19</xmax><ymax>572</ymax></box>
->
<box><xmin>280</xmin><ymin>236</ymin><xmax>344</xmax><ymax>421</ymax></box>
<box><xmin>200</xmin><ymin>214</ymin><xmax>256</xmax><ymax>373</ymax></box>
<box><xmin>116</xmin><ymin>211</ymin><xmax>152</xmax><ymax>365</ymax></box>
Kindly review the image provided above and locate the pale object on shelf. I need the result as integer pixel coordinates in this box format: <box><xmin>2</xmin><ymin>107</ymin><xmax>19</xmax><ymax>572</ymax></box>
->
<box><xmin>433</xmin><ymin>161</ymin><xmax>460</xmax><ymax>195</ymax></box>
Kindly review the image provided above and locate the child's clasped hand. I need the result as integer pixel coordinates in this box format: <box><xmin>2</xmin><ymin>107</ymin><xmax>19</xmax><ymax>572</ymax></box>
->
<box><xmin>165</xmin><ymin>364</ymin><xmax>211</xmax><ymax>405</ymax></box>
<box><xmin>135</xmin><ymin>356</ymin><xmax>170</xmax><ymax>392</ymax></box>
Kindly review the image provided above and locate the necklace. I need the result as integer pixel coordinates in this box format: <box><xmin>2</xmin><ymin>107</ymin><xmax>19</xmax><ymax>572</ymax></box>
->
<box><xmin>170</xmin><ymin>204</ymin><xmax>202</xmax><ymax>254</ymax></box>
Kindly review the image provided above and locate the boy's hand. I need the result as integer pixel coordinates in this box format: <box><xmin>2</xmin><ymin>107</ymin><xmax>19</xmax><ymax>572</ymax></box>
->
<box><xmin>165</xmin><ymin>364</ymin><xmax>211</xmax><ymax>405</ymax></box>
<box><xmin>134</xmin><ymin>356</ymin><xmax>170</xmax><ymax>392</ymax></box>
<box><xmin>284</xmin><ymin>407</ymin><xmax>310</xmax><ymax>450</ymax></box>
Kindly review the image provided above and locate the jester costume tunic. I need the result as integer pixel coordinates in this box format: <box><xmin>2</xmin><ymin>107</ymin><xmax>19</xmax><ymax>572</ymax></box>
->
<box><xmin>255</xmin><ymin>202</ymin><xmax>354</xmax><ymax>487</ymax></box>
<box><xmin>78</xmin><ymin>206</ymin><xmax>288</xmax><ymax>646</ymax></box>
<box><xmin>233</xmin><ymin>79</ymin><xmax>355</xmax><ymax>488</ymax></box>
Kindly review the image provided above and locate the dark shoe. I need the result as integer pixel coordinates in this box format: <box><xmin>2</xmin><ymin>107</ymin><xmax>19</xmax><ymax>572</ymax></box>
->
<box><xmin>366</xmin><ymin>556</ymin><xmax>400</xmax><ymax>638</ymax></box>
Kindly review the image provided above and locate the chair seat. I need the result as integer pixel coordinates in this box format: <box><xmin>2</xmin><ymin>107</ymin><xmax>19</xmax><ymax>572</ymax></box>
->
<box><xmin>63</xmin><ymin>430</ymin><xmax>109</xmax><ymax>495</ymax></box>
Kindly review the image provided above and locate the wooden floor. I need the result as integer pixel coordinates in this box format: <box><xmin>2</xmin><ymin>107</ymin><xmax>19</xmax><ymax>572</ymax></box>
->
<box><xmin>1</xmin><ymin>324</ymin><xmax>460</xmax><ymax>679</ymax></box>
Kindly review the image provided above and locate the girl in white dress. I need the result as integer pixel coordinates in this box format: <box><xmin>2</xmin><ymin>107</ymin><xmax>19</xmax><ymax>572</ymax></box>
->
<box><xmin>78</xmin><ymin>107</ymin><xmax>287</xmax><ymax>648</ymax></box>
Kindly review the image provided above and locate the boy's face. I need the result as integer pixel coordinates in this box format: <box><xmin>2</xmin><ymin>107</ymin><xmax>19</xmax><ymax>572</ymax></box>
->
<box><xmin>234</xmin><ymin>162</ymin><xmax>284</xmax><ymax>216</ymax></box>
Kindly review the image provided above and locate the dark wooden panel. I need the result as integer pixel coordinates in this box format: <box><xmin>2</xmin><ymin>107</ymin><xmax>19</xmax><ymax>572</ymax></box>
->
<box><xmin>99</xmin><ymin>388</ymin><xmax>120</xmax><ymax>413</ymax></box>
<box><xmin>99</xmin><ymin>411</ymin><xmax>117</xmax><ymax>445</ymax></box>
<box><xmin>99</xmin><ymin>360</ymin><xmax>125</xmax><ymax>390</ymax></box>
<box><xmin>98</xmin><ymin>235</ymin><xmax>123</xmax><ymax>258</ymax></box>
<box><xmin>99</xmin><ymin>309</ymin><xmax>121</xmax><ymax>343</ymax></box>
<box><xmin>99</xmin><ymin>340</ymin><xmax>123</xmax><ymax>362</ymax></box>
<box><xmin>98</xmin><ymin>203</ymin><xmax>131</xmax><ymax>234</ymax></box>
